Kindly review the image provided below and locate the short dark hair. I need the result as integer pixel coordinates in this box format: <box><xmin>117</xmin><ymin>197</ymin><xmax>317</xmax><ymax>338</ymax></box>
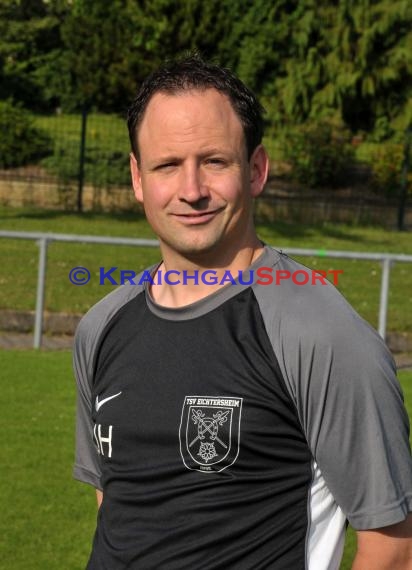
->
<box><xmin>127</xmin><ymin>55</ymin><xmax>265</xmax><ymax>161</ymax></box>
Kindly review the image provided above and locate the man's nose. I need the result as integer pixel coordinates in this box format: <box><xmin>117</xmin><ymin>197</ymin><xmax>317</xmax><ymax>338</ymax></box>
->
<box><xmin>177</xmin><ymin>164</ymin><xmax>210</xmax><ymax>203</ymax></box>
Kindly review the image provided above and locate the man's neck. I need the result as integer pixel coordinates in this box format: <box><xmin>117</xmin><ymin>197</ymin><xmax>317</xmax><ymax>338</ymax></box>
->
<box><xmin>149</xmin><ymin>242</ymin><xmax>264</xmax><ymax>308</ymax></box>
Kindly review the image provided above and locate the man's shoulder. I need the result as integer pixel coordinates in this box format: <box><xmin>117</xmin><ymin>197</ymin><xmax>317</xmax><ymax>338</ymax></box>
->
<box><xmin>254</xmin><ymin>248</ymin><xmax>359</xmax><ymax>331</ymax></box>
<box><xmin>253</xmin><ymin>247</ymin><xmax>392</xmax><ymax>366</ymax></box>
<box><xmin>77</xmin><ymin>280</ymin><xmax>145</xmax><ymax>334</ymax></box>
<box><xmin>73</xmin><ymin>269</ymin><xmax>150</xmax><ymax>375</ymax></box>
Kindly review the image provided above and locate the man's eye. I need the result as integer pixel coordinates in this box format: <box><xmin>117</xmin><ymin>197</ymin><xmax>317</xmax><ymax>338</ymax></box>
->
<box><xmin>156</xmin><ymin>162</ymin><xmax>177</xmax><ymax>170</ymax></box>
<box><xmin>206</xmin><ymin>158</ymin><xmax>226</xmax><ymax>166</ymax></box>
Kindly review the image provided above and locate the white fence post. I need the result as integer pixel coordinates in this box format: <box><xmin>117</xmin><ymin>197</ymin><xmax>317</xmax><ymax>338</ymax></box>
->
<box><xmin>34</xmin><ymin>238</ymin><xmax>48</xmax><ymax>349</ymax></box>
<box><xmin>378</xmin><ymin>257</ymin><xmax>392</xmax><ymax>340</ymax></box>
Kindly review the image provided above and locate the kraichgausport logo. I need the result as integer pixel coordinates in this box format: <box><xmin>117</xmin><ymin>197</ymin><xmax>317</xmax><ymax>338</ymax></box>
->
<box><xmin>179</xmin><ymin>396</ymin><xmax>243</xmax><ymax>473</ymax></box>
<box><xmin>69</xmin><ymin>266</ymin><xmax>343</xmax><ymax>286</ymax></box>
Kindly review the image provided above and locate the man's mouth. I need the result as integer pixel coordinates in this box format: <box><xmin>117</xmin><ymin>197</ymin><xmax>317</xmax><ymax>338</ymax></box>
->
<box><xmin>171</xmin><ymin>208</ymin><xmax>224</xmax><ymax>224</ymax></box>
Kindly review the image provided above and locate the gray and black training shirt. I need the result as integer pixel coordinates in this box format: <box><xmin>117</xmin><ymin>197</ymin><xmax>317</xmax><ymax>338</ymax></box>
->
<box><xmin>73</xmin><ymin>245</ymin><xmax>412</xmax><ymax>570</ymax></box>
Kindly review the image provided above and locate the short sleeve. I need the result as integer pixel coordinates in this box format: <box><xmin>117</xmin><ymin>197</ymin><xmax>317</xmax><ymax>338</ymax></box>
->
<box><xmin>73</xmin><ymin>316</ymin><xmax>102</xmax><ymax>490</ymax></box>
<box><xmin>254</xmin><ymin>252</ymin><xmax>412</xmax><ymax>530</ymax></box>
<box><xmin>294</xmin><ymin>316</ymin><xmax>412</xmax><ymax>529</ymax></box>
<box><xmin>72</xmin><ymin>280</ymin><xmax>147</xmax><ymax>490</ymax></box>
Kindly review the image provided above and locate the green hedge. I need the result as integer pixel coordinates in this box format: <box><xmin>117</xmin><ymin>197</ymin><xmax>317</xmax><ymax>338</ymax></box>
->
<box><xmin>0</xmin><ymin>100</ymin><xmax>52</xmax><ymax>168</ymax></box>
<box><xmin>284</xmin><ymin>122</ymin><xmax>355</xmax><ymax>188</ymax></box>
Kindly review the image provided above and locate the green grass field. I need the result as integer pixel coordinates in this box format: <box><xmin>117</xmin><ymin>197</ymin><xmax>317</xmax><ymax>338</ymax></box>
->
<box><xmin>0</xmin><ymin>207</ymin><xmax>411</xmax><ymax>332</ymax></box>
<box><xmin>0</xmin><ymin>350</ymin><xmax>411</xmax><ymax>569</ymax></box>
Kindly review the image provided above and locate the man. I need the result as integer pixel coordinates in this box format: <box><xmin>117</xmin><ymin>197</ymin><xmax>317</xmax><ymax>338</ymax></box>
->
<box><xmin>73</xmin><ymin>56</ymin><xmax>412</xmax><ymax>569</ymax></box>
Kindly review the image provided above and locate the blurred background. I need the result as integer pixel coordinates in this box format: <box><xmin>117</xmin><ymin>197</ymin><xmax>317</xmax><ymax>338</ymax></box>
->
<box><xmin>0</xmin><ymin>1</ymin><xmax>411</xmax><ymax>568</ymax></box>
<box><xmin>0</xmin><ymin>0</ymin><xmax>411</xmax><ymax>223</ymax></box>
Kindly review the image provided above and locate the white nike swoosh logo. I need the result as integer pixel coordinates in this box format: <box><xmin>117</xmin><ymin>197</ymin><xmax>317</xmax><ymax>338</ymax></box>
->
<box><xmin>95</xmin><ymin>391</ymin><xmax>122</xmax><ymax>412</ymax></box>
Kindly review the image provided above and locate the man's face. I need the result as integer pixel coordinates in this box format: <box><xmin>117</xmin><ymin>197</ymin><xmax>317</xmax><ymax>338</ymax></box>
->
<box><xmin>130</xmin><ymin>88</ymin><xmax>268</xmax><ymax>265</ymax></box>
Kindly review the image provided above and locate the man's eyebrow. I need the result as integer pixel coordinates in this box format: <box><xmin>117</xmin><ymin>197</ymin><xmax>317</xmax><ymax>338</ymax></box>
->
<box><xmin>199</xmin><ymin>147</ymin><xmax>233</xmax><ymax>157</ymax></box>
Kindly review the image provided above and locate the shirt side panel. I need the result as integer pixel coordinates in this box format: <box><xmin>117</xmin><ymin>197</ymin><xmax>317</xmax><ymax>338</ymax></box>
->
<box><xmin>306</xmin><ymin>461</ymin><xmax>346</xmax><ymax>570</ymax></box>
<box><xmin>253</xmin><ymin>251</ymin><xmax>412</xmax><ymax>530</ymax></box>
<box><xmin>73</xmin><ymin>282</ymin><xmax>145</xmax><ymax>488</ymax></box>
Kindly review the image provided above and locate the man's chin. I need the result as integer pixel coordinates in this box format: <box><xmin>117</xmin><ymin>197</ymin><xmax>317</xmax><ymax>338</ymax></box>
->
<box><xmin>162</xmin><ymin>237</ymin><xmax>224</xmax><ymax>261</ymax></box>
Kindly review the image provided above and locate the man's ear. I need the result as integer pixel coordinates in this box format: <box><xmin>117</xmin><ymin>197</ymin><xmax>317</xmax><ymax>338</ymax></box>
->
<box><xmin>249</xmin><ymin>145</ymin><xmax>269</xmax><ymax>198</ymax></box>
<box><xmin>130</xmin><ymin>153</ymin><xmax>143</xmax><ymax>203</ymax></box>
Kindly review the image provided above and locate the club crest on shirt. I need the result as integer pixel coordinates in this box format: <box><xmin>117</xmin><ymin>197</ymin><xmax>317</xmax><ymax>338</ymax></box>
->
<box><xmin>179</xmin><ymin>396</ymin><xmax>243</xmax><ymax>473</ymax></box>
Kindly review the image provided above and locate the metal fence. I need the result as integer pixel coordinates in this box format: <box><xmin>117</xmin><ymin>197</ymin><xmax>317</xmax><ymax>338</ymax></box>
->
<box><xmin>1</xmin><ymin>230</ymin><xmax>411</xmax><ymax>349</ymax></box>
<box><xmin>0</xmin><ymin>112</ymin><xmax>130</xmax><ymax>212</ymax></box>
<box><xmin>1</xmin><ymin>112</ymin><xmax>130</xmax><ymax>186</ymax></box>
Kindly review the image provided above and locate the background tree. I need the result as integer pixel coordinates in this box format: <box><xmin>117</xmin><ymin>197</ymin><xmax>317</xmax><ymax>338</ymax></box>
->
<box><xmin>0</xmin><ymin>0</ymin><xmax>68</xmax><ymax>110</ymax></box>
<box><xmin>58</xmin><ymin>0</ymin><xmax>136</xmax><ymax>112</ymax></box>
<box><xmin>223</xmin><ymin>0</ymin><xmax>411</xmax><ymax>139</ymax></box>
<box><xmin>325</xmin><ymin>0</ymin><xmax>412</xmax><ymax>138</ymax></box>
<box><xmin>58</xmin><ymin>0</ymin><xmax>236</xmax><ymax>113</ymax></box>
<box><xmin>1</xmin><ymin>0</ymin><xmax>410</xmax><ymax>139</ymax></box>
